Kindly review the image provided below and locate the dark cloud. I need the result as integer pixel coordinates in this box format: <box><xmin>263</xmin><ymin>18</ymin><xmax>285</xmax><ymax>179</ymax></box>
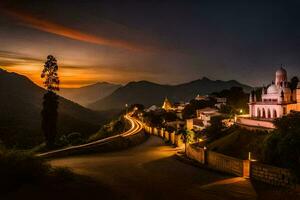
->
<box><xmin>1</xmin><ymin>0</ymin><xmax>300</xmax><ymax>87</ymax></box>
<box><xmin>0</xmin><ymin>50</ymin><xmax>43</xmax><ymax>66</ymax></box>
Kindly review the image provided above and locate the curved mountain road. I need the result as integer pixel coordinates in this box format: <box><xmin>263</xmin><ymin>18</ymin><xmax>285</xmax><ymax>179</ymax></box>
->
<box><xmin>37</xmin><ymin>114</ymin><xmax>143</xmax><ymax>157</ymax></box>
<box><xmin>50</xmin><ymin>136</ymin><xmax>260</xmax><ymax>200</ymax></box>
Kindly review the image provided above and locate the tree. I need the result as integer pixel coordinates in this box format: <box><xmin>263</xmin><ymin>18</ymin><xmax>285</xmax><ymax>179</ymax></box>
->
<box><xmin>262</xmin><ymin>112</ymin><xmax>300</xmax><ymax>178</ymax></box>
<box><xmin>182</xmin><ymin>98</ymin><xmax>216</xmax><ymax>119</ymax></box>
<box><xmin>41</xmin><ymin>55</ymin><xmax>60</xmax><ymax>148</ymax></box>
<box><xmin>161</xmin><ymin>111</ymin><xmax>178</xmax><ymax>122</ymax></box>
<box><xmin>180</xmin><ymin>129</ymin><xmax>194</xmax><ymax>154</ymax></box>
<box><xmin>290</xmin><ymin>76</ymin><xmax>299</xmax><ymax>91</ymax></box>
<box><xmin>143</xmin><ymin>111</ymin><xmax>164</xmax><ymax>127</ymax></box>
<box><xmin>212</xmin><ymin>87</ymin><xmax>249</xmax><ymax>114</ymax></box>
<box><xmin>204</xmin><ymin>115</ymin><xmax>225</xmax><ymax>142</ymax></box>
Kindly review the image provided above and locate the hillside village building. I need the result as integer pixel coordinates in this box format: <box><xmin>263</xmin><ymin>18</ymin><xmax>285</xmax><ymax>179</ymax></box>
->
<box><xmin>162</xmin><ymin>97</ymin><xmax>173</xmax><ymax>111</ymax></box>
<box><xmin>249</xmin><ymin>67</ymin><xmax>300</xmax><ymax>119</ymax></box>
<box><xmin>187</xmin><ymin>107</ymin><xmax>221</xmax><ymax>131</ymax></box>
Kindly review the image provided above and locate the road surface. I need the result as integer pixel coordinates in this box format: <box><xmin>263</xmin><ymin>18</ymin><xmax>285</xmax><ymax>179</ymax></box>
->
<box><xmin>38</xmin><ymin>114</ymin><xmax>143</xmax><ymax>157</ymax></box>
<box><xmin>50</xmin><ymin>136</ymin><xmax>260</xmax><ymax>200</ymax></box>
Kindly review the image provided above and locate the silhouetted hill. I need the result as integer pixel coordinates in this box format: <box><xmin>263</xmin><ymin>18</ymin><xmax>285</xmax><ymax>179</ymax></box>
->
<box><xmin>88</xmin><ymin>78</ymin><xmax>252</xmax><ymax>111</ymax></box>
<box><xmin>59</xmin><ymin>82</ymin><xmax>121</xmax><ymax>106</ymax></box>
<box><xmin>0</xmin><ymin>69</ymin><xmax>110</xmax><ymax>148</ymax></box>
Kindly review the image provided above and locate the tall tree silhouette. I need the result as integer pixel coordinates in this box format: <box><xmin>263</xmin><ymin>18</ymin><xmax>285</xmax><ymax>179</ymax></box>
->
<box><xmin>41</xmin><ymin>55</ymin><xmax>60</xmax><ymax>148</ymax></box>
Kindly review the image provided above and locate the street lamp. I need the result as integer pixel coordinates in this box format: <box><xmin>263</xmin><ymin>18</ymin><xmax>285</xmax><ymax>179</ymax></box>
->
<box><xmin>125</xmin><ymin>104</ymin><xmax>128</xmax><ymax>114</ymax></box>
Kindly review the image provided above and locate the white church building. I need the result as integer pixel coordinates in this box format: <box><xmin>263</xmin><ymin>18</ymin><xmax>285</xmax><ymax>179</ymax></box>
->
<box><xmin>237</xmin><ymin>67</ymin><xmax>300</xmax><ymax>129</ymax></box>
<box><xmin>249</xmin><ymin>67</ymin><xmax>300</xmax><ymax>119</ymax></box>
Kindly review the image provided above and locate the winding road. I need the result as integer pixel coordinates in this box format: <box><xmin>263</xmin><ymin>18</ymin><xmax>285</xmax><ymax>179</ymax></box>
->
<box><xmin>37</xmin><ymin>114</ymin><xmax>143</xmax><ymax>157</ymax></box>
<box><xmin>41</xmin><ymin>114</ymin><xmax>286</xmax><ymax>200</ymax></box>
<box><xmin>50</xmin><ymin>136</ymin><xmax>261</xmax><ymax>200</ymax></box>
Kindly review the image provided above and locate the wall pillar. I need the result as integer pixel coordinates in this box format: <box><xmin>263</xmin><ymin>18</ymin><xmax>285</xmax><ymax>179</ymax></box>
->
<box><xmin>243</xmin><ymin>160</ymin><xmax>250</xmax><ymax>178</ymax></box>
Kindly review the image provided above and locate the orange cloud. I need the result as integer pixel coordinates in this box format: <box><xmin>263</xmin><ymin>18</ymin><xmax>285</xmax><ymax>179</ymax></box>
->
<box><xmin>5</xmin><ymin>9</ymin><xmax>144</xmax><ymax>51</ymax></box>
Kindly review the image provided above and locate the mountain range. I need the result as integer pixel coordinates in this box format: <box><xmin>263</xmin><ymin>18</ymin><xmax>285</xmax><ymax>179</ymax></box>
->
<box><xmin>0</xmin><ymin>69</ymin><xmax>112</xmax><ymax>148</ymax></box>
<box><xmin>88</xmin><ymin>77</ymin><xmax>252</xmax><ymax>111</ymax></box>
<box><xmin>0</xmin><ymin>68</ymin><xmax>252</xmax><ymax>147</ymax></box>
<box><xmin>59</xmin><ymin>82</ymin><xmax>121</xmax><ymax>106</ymax></box>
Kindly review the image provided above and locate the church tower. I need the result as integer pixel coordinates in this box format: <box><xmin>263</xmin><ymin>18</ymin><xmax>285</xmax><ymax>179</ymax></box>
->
<box><xmin>275</xmin><ymin>67</ymin><xmax>287</xmax><ymax>86</ymax></box>
<box><xmin>162</xmin><ymin>97</ymin><xmax>173</xmax><ymax>111</ymax></box>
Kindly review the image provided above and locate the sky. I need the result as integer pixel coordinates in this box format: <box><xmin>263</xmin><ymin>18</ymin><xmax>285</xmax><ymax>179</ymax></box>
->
<box><xmin>0</xmin><ymin>0</ymin><xmax>300</xmax><ymax>88</ymax></box>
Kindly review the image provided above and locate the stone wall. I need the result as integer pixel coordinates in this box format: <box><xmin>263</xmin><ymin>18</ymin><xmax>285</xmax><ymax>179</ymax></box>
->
<box><xmin>250</xmin><ymin>162</ymin><xmax>295</xmax><ymax>187</ymax></box>
<box><xmin>164</xmin><ymin>131</ymin><xmax>170</xmax><ymax>141</ymax></box>
<box><xmin>159</xmin><ymin>129</ymin><xmax>164</xmax><ymax>138</ymax></box>
<box><xmin>186</xmin><ymin>143</ymin><xmax>205</xmax><ymax>164</ymax></box>
<box><xmin>143</xmin><ymin>125</ymin><xmax>182</xmax><ymax>147</ymax></box>
<box><xmin>144</xmin><ymin>123</ymin><xmax>296</xmax><ymax>187</ymax></box>
<box><xmin>236</xmin><ymin>117</ymin><xmax>275</xmax><ymax>129</ymax></box>
<box><xmin>175</xmin><ymin>134</ymin><xmax>184</xmax><ymax>147</ymax></box>
<box><xmin>153</xmin><ymin>128</ymin><xmax>159</xmax><ymax>136</ymax></box>
<box><xmin>185</xmin><ymin>143</ymin><xmax>296</xmax><ymax>186</ymax></box>
<box><xmin>170</xmin><ymin>132</ymin><xmax>175</xmax><ymax>144</ymax></box>
<box><xmin>186</xmin><ymin>144</ymin><xmax>244</xmax><ymax>176</ymax></box>
<box><xmin>207</xmin><ymin>151</ymin><xmax>244</xmax><ymax>176</ymax></box>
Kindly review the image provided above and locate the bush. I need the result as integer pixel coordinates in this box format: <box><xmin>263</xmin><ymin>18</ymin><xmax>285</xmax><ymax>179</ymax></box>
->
<box><xmin>88</xmin><ymin>118</ymin><xmax>125</xmax><ymax>142</ymax></box>
<box><xmin>203</xmin><ymin>115</ymin><xmax>226</xmax><ymax>142</ymax></box>
<box><xmin>262</xmin><ymin>112</ymin><xmax>300</xmax><ymax>178</ymax></box>
<box><xmin>0</xmin><ymin>149</ymin><xmax>74</xmax><ymax>193</ymax></box>
<box><xmin>67</xmin><ymin>132</ymin><xmax>84</xmax><ymax>145</ymax></box>
<box><xmin>0</xmin><ymin>150</ymin><xmax>49</xmax><ymax>192</ymax></box>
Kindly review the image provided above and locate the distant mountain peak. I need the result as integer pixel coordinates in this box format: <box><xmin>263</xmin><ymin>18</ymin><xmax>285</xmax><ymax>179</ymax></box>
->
<box><xmin>89</xmin><ymin>77</ymin><xmax>252</xmax><ymax>111</ymax></box>
<box><xmin>95</xmin><ymin>81</ymin><xmax>111</xmax><ymax>85</ymax></box>
<box><xmin>201</xmin><ymin>76</ymin><xmax>211</xmax><ymax>81</ymax></box>
<box><xmin>59</xmin><ymin>81</ymin><xmax>121</xmax><ymax>106</ymax></box>
<box><xmin>126</xmin><ymin>80</ymin><xmax>162</xmax><ymax>87</ymax></box>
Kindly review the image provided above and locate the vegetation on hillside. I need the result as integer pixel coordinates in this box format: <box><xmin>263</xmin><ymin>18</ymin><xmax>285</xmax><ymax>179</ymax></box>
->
<box><xmin>202</xmin><ymin>115</ymin><xmax>227</xmax><ymax>142</ymax></box>
<box><xmin>206</xmin><ymin>111</ymin><xmax>300</xmax><ymax>179</ymax></box>
<box><xmin>290</xmin><ymin>76</ymin><xmax>299</xmax><ymax>91</ymax></box>
<box><xmin>143</xmin><ymin>110</ymin><xmax>178</xmax><ymax>128</ymax></box>
<box><xmin>207</xmin><ymin>126</ymin><xmax>268</xmax><ymax>160</ymax></box>
<box><xmin>0</xmin><ymin>148</ymin><xmax>74</xmax><ymax>194</ymax></box>
<box><xmin>262</xmin><ymin>112</ymin><xmax>300</xmax><ymax>177</ymax></box>
<box><xmin>182</xmin><ymin>98</ymin><xmax>216</xmax><ymax>119</ymax></box>
<box><xmin>181</xmin><ymin>86</ymin><xmax>249</xmax><ymax>119</ymax></box>
<box><xmin>212</xmin><ymin>86</ymin><xmax>249</xmax><ymax>115</ymax></box>
<box><xmin>0</xmin><ymin>147</ymin><xmax>117</xmax><ymax>199</ymax></box>
<box><xmin>0</xmin><ymin>69</ymin><xmax>115</xmax><ymax>149</ymax></box>
<box><xmin>88</xmin><ymin>117</ymin><xmax>126</xmax><ymax>142</ymax></box>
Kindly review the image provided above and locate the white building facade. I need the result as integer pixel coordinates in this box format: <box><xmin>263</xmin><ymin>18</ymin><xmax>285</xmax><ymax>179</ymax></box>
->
<box><xmin>249</xmin><ymin>67</ymin><xmax>300</xmax><ymax>119</ymax></box>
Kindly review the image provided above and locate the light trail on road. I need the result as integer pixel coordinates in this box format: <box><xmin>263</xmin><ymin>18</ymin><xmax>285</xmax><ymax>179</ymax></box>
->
<box><xmin>37</xmin><ymin>114</ymin><xmax>143</xmax><ymax>157</ymax></box>
<box><xmin>122</xmin><ymin>115</ymin><xmax>143</xmax><ymax>137</ymax></box>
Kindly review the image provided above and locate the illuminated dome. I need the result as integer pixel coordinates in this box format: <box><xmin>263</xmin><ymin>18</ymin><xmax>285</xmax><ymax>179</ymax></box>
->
<box><xmin>267</xmin><ymin>84</ymin><xmax>279</xmax><ymax>94</ymax></box>
<box><xmin>276</xmin><ymin>67</ymin><xmax>287</xmax><ymax>76</ymax></box>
